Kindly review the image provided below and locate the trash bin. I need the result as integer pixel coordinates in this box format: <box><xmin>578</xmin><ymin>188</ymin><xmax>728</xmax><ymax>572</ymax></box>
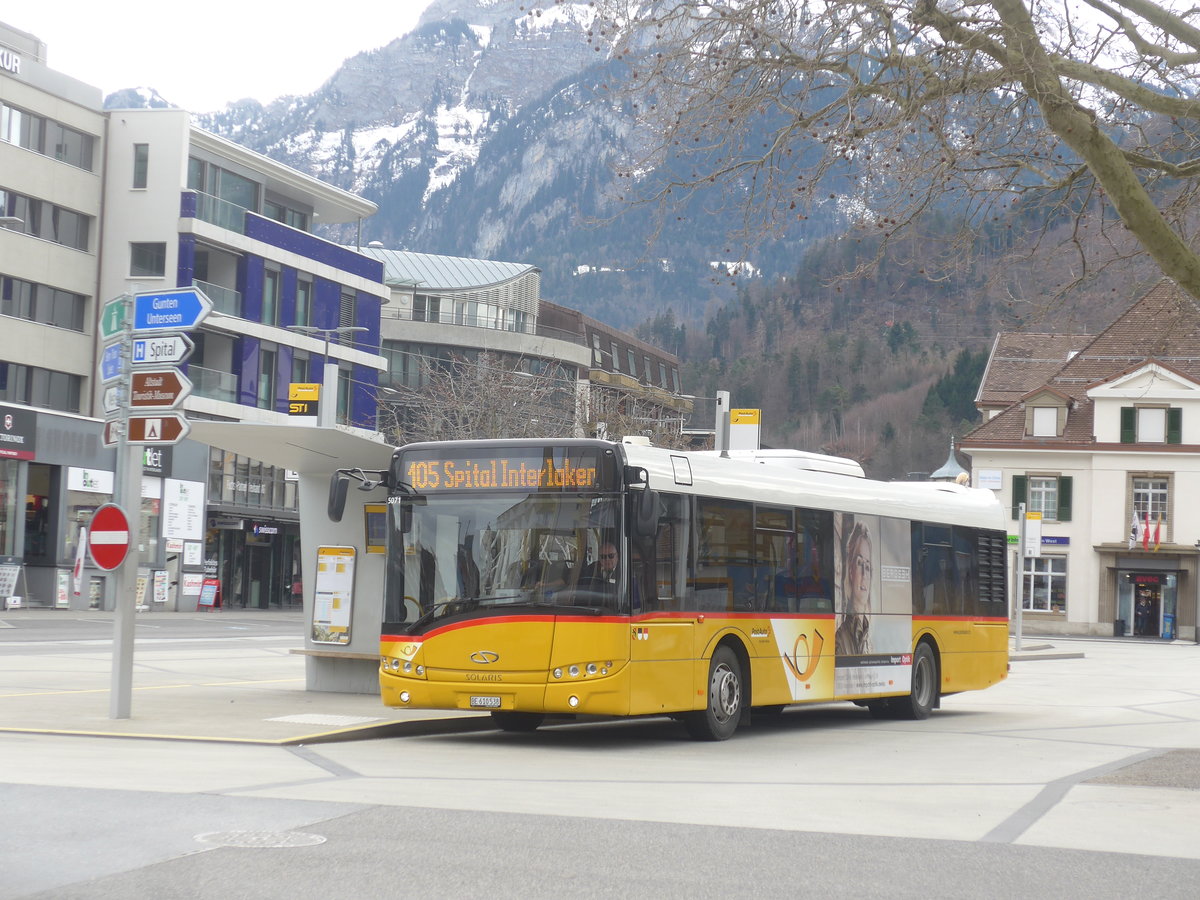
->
<box><xmin>1114</xmin><ymin>618</ymin><xmax>1125</xmax><ymax>637</ymax></box>
<box><xmin>1163</xmin><ymin>613</ymin><xmax>1175</xmax><ymax>640</ymax></box>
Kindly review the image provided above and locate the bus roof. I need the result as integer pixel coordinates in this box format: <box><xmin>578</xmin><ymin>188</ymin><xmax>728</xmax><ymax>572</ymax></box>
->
<box><xmin>623</xmin><ymin>443</ymin><xmax>1004</xmax><ymax>531</ymax></box>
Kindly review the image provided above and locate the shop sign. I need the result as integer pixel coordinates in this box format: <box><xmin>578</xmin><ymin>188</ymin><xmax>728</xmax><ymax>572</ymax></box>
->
<box><xmin>141</xmin><ymin>445</ymin><xmax>171</xmax><ymax>476</ymax></box>
<box><xmin>252</xmin><ymin>524</ymin><xmax>280</xmax><ymax>536</ymax></box>
<box><xmin>0</xmin><ymin>404</ymin><xmax>36</xmax><ymax>460</ymax></box>
<box><xmin>68</xmin><ymin>467</ymin><xmax>114</xmax><ymax>494</ymax></box>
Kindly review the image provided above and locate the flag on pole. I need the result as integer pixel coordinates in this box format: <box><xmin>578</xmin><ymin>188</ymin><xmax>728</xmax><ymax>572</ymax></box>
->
<box><xmin>1143</xmin><ymin>510</ymin><xmax>1151</xmax><ymax>550</ymax></box>
<box><xmin>1128</xmin><ymin>510</ymin><xmax>1138</xmax><ymax>550</ymax></box>
<box><xmin>1153</xmin><ymin>513</ymin><xmax>1162</xmax><ymax>552</ymax></box>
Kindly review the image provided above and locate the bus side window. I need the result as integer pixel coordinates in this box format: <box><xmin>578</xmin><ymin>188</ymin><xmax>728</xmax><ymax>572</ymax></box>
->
<box><xmin>645</xmin><ymin>493</ymin><xmax>689</xmax><ymax>612</ymax></box>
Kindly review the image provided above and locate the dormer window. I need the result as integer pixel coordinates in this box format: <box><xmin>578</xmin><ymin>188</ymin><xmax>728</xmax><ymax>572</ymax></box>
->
<box><xmin>1023</xmin><ymin>395</ymin><xmax>1066</xmax><ymax>437</ymax></box>
<box><xmin>1032</xmin><ymin>407</ymin><xmax>1058</xmax><ymax>437</ymax></box>
<box><xmin>1120</xmin><ymin>407</ymin><xmax>1181</xmax><ymax>444</ymax></box>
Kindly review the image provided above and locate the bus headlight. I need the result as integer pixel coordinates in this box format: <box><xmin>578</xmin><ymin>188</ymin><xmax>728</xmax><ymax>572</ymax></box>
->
<box><xmin>381</xmin><ymin>656</ymin><xmax>425</xmax><ymax>678</ymax></box>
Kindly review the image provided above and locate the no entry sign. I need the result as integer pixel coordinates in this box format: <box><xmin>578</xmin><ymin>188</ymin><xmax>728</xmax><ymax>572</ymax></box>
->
<box><xmin>88</xmin><ymin>503</ymin><xmax>131</xmax><ymax>571</ymax></box>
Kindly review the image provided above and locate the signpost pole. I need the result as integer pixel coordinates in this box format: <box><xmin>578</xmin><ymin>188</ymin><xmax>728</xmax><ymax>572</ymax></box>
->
<box><xmin>111</xmin><ymin>295</ymin><xmax>137</xmax><ymax>719</ymax></box>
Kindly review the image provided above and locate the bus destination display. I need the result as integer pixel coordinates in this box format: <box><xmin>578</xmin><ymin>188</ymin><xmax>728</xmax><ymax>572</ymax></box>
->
<box><xmin>401</xmin><ymin>447</ymin><xmax>616</xmax><ymax>492</ymax></box>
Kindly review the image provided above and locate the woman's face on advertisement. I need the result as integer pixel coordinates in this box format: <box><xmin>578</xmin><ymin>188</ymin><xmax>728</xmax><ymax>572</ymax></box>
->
<box><xmin>847</xmin><ymin>533</ymin><xmax>872</xmax><ymax>611</ymax></box>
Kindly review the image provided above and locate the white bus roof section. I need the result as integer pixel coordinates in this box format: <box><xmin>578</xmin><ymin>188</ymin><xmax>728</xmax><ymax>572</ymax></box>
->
<box><xmin>624</xmin><ymin>444</ymin><xmax>1004</xmax><ymax>531</ymax></box>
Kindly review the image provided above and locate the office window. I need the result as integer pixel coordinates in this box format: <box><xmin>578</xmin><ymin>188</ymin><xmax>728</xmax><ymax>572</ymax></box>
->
<box><xmin>262</xmin><ymin>269</ymin><xmax>280</xmax><ymax>326</ymax></box>
<box><xmin>1</xmin><ymin>276</ymin><xmax>85</xmax><ymax>331</ymax></box>
<box><xmin>130</xmin><ymin>242</ymin><xmax>166</xmax><ymax>277</ymax></box>
<box><xmin>1</xmin><ymin>102</ymin><xmax>94</xmax><ymax>171</ymax></box>
<box><xmin>291</xmin><ymin>350</ymin><xmax>310</xmax><ymax>386</ymax></box>
<box><xmin>1</xmin><ymin>190</ymin><xmax>90</xmax><ymax>250</ymax></box>
<box><xmin>295</xmin><ymin>279</ymin><xmax>312</xmax><ymax>327</ymax></box>
<box><xmin>0</xmin><ymin>362</ymin><xmax>81</xmax><ymax>412</ymax></box>
<box><xmin>413</xmin><ymin>294</ymin><xmax>440</xmax><ymax>323</ymax></box>
<box><xmin>132</xmin><ymin>143</ymin><xmax>149</xmax><ymax>189</ymax></box>
<box><xmin>257</xmin><ymin>347</ymin><xmax>276</xmax><ymax>410</ymax></box>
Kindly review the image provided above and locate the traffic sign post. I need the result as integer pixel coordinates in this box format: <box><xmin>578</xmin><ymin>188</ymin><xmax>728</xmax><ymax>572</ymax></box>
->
<box><xmin>99</xmin><ymin>343</ymin><xmax>124</xmax><ymax>383</ymax></box>
<box><xmin>126</xmin><ymin>414</ymin><xmax>190</xmax><ymax>444</ymax></box>
<box><xmin>132</xmin><ymin>287</ymin><xmax>212</xmax><ymax>333</ymax></box>
<box><xmin>87</xmin><ymin>503</ymin><xmax>131</xmax><ymax>571</ymax></box>
<box><xmin>132</xmin><ymin>333</ymin><xmax>194</xmax><ymax>366</ymax></box>
<box><xmin>100</xmin><ymin>296</ymin><xmax>129</xmax><ymax>340</ymax></box>
<box><xmin>100</xmin><ymin>288</ymin><xmax>209</xmax><ymax>719</ymax></box>
<box><xmin>129</xmin><ymin>369</ymin><xmax>193</xmax><ymax>410</ymax></box>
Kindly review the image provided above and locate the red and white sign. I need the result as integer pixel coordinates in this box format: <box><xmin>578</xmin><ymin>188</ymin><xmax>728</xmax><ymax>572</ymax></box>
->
<box><xmin>88</xmin><ymin>503</ymin><xmax>131</xmax><ymax>571</ymax></box>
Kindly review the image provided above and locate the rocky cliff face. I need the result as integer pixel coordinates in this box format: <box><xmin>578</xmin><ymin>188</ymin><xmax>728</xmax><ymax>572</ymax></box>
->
<box><xmin>108</xmin><ymin>1</ymin><xmax>795</xmax><ymax>327</ymax></box>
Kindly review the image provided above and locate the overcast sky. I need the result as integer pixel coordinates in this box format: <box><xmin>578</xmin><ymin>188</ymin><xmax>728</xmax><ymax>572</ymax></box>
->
<box><xmin>5</xmin><ymin>1</ymin><xmax>433</xmax><ymax>111</ymax></box>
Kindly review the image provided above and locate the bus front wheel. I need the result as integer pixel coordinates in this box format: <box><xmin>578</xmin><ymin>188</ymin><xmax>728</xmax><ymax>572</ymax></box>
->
<box><xmin>491</xmin><ymin>711</ymin><xmax>545</xmax><ymax>732</ymax></box>
<box><xmin>686</xmin><ymin>646</ymin><xmax>743</xmax><ymax>741</ymax></box>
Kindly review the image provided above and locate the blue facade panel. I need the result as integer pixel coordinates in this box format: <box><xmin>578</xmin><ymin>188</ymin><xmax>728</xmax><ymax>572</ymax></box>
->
<box><xmin>244</xmin><ymin>213</ymin><xmax>384</xmax><ymax>282</ymax></box>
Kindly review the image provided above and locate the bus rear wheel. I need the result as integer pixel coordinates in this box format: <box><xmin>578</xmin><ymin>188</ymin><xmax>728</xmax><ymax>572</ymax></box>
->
<box><xmin>491</xmin><ymin>711</ymin><xmax>545</xmax><ymax>732</ymax></box>
<box><xmin>866</xmin><ymin>643</ymin><xmax>938</xmax><ymax>720</ymax></box>
<box><xmin>686</xmin><ymin>646</ymin><xmax>743</xmax><ymax>741</ymax></box>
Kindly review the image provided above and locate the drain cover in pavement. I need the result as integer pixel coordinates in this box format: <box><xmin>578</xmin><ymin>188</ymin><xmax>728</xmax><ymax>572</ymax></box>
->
<box><xmin>266</xmin><ymin>714</ymin><xmax>383</xmax><ymax>726</ymax></box>
<box><xmin>195</xmin><ymin>831</ymin><xmax>327</xmax><ymax>848</ymax></box>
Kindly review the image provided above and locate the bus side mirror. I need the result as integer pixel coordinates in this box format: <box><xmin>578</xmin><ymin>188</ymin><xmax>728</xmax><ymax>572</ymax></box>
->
<box><xmin>633</xmin><ymin>488</ymin><xmax>659</xmax><ymax>538</ymax></box>
<box><xmin>328</xmin><ymin>473</ymin><xmax>349</xmax><ymax>522</ymax></box>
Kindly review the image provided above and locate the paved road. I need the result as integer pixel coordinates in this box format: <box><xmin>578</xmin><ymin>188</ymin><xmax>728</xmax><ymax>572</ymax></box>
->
<box><xmin>1</xmin><ymin>613</ymin><xmax>1198</xmax><ymax>897</ymax></box>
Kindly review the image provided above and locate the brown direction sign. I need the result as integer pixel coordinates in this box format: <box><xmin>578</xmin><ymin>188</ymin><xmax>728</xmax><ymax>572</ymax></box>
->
<box><xmin>126</xmin><ymin>414</ymin><xmax>190</xmax><ymax>445</ymax></box>
<box><xmin>129</xmin><ymin>369</ymin><xmax>192</xmax><ymax>409</ymax></box>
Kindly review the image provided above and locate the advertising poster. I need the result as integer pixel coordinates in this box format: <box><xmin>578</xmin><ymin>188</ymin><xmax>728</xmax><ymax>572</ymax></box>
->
<box><xmin>312</xmin><ymin>546</ymin><xmax>355</xmax><ymax>644</ymax></box>
<box><xmin>162</xmin><ymin>478</ymin><xmax>205</xmax><ymax>541</ymax></box>
<box><xmin>833</xmin><ymin>513</ymin><xmax>913</xmax><ymax>697</ymax></box>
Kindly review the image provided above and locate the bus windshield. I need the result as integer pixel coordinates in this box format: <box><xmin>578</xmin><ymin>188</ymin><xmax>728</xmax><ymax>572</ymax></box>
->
<box><xmin>385</xmin><ymin>489</ymin><xmax>628</xmax><ymax>631</ymax></box>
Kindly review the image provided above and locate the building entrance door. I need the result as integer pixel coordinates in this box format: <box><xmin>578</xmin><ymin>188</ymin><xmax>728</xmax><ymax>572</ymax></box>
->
<box><xmin>1133</xmin><ymin>577</ymin><xmax>1161</xmax><ymax>636</ymax></box>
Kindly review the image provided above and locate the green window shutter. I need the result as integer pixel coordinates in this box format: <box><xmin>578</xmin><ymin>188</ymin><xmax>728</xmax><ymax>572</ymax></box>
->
<box><xmin>1167</xmin><ymin>408</ymin><xmax>1182</xmax><ymax>444</ymax></box>
<box><xmin>1057</xmin><ymin>476</ymin><xmax>1072</xmax><ymax>522</ymax></box>
<box><xmin>1011</xmin><ymin>475</ymin><xmax>1027</xmax><ymax>519</ymax></box>
<box><xmin>1120</xmin><ymin>407</ymin><xmax>1136</xmax><ymax>443</ymax></box>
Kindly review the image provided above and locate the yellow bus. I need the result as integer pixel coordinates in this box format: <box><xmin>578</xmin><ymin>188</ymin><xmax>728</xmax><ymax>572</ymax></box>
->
<box><xmin>331</xmin><ymin>438</ymin><xmax>1008</xmax><ymax>740</ymax></box>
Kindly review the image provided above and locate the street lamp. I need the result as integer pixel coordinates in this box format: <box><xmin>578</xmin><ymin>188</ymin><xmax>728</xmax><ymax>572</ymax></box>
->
<box><xmin>286</xmin><ymin>325</ymin><xmax>368</xmax><ymax>426</ymax></box>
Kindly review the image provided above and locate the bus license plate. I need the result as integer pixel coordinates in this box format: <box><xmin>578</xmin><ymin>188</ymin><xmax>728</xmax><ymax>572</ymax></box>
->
<box><xmin>470</xmin><ymin>696</ymin><xmax>501</xmax><ymax>709</ymax></box>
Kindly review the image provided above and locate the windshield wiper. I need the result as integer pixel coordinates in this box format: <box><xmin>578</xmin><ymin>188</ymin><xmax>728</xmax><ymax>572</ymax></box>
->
<box><xmin>410</xmin><ymin>594</ymin><xmax>523</xmax><ymax>630</ymax></box>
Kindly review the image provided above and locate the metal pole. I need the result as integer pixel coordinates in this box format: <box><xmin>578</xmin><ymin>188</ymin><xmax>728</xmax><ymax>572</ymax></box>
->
<box><xmin>715</xmin><ymin>391</ymin><xmax>730</xmax><ymax>457</ymax></box>
<box><xmin>110</xmin><ymin>294</ymin><xmax>137</xmax><ymax>718</ymax></box>
<box><xmin>1014</xmin><ymin>502</ymin><xmax>1026</xmax><ymax>653</ymax></box>
<box><xmin>320</xmin><ymin>333</ymin><xmax>337</xmax><ymax>428</ymax></box>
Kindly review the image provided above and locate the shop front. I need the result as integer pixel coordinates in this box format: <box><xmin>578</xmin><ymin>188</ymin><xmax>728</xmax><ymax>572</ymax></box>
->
<box><xmin>204</xmin><ymin>447</ymin><xmax>301</xmax><ymax>610</ymax></box>
<box><xmin>1116</xmin><ymin>571</ymin><xmax>1178</xmax><ymax>639</ymax></box>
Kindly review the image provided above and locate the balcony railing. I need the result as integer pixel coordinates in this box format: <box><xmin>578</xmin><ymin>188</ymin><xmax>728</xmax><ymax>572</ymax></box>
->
<box><xmin>188</xmin><ymin>365</ymin><xmax>237</xmax><ymax>404</ymax></box>
<box><xmin>192</xmin><ymin>279</ymin><xmax>242</xmax><ymax>318</ymax></box>
<box><xmin>380</xmin><ymin>306</ymin><xmax>586</xmax><ymax>345</ymax></box>
<box><xmin>192</xmin><ymin>191</ymin><xmax>247</xmax><ymax>234</ymax></box>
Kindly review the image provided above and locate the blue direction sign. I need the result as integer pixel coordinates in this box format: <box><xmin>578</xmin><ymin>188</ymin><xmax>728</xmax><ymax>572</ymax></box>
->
<box><xmin>98</xmin><ymin>342</ymin><xmax>124</xmax><ymax>384</ymax></box>
<box><xmin>132</xmin><ymin>288</ymin><xmax>212</xmax><ymax>333</ymax></box>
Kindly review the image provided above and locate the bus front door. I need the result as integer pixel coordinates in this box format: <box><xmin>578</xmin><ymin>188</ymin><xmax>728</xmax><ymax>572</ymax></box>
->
<box><xmin>628</xmin><ymin>619</ymin><xmax>695</xmax><ymax>715</ymax></box>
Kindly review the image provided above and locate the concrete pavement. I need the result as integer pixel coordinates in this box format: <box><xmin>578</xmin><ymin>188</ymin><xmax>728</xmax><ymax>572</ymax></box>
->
<box><xmin>0</xmin><ymin>608</ymin><xmax>489</xmax><ymax>744</ymax></box>
<box><xmin>0</xmin><ymin>606</ymin><xmax>1109</xmax><ymax>744</ymax></box>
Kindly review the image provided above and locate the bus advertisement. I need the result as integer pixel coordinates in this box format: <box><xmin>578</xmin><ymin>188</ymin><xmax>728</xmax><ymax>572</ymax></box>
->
<box><xmin>329</xmin><ymin>438</ymin><xmax>1008</xmax><ymax>740</ymax></box>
